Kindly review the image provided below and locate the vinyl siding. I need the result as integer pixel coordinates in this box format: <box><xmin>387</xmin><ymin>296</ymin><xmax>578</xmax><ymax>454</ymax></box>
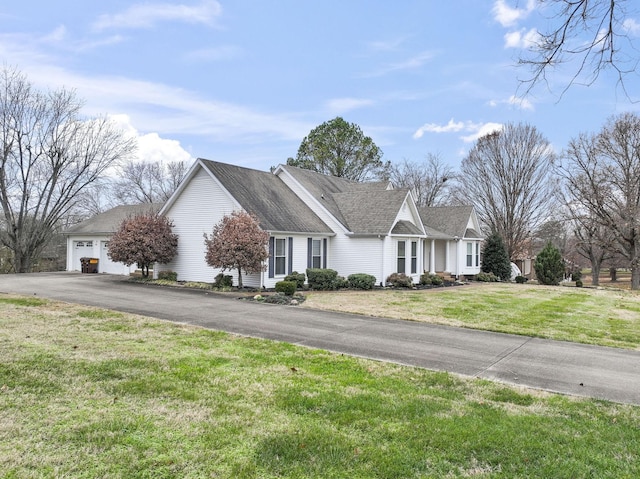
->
<box><xmin>329</xmin><ymin>236</ymin><xmax>385</xmax><ymax>285</ymax></box>
<box><xmin>161</xmin><ymin>168</ymin><xmax>239</xmax><ymax>283</ymax></box>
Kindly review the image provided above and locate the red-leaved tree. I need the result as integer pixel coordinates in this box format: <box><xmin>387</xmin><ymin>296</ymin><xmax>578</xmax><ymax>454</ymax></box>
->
<box><xmin>204</xmin><ymin>211</ymin><xmax>269</xmax><ymax>288</ymax></box>
<box><xmin>108</xmin><ymin>213</ymin><xmax>178</xmax><ymax>277</ymax></box>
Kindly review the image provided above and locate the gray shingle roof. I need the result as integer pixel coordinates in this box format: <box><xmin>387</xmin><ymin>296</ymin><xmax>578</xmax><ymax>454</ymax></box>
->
<box><xmin>281</xmin><ymin>165</ymin><xmax>420</xmax><ymax>235</ymax></box>
<box><xmin>200</xmin><ymin>159</ymin><xmax>332</xmax><ymax>234</ymax></box>
<box><xmin>64</xmin><ymin>204</ymin><xmax>162</xmax><ymax>235</ymax></box>
<box><xmin>333</xmin><ymin>189</ymin><xmax>413</xmax><ymax>235</ymax></box>
<box><xmin>391</xmin><ymin>220</ymin><xmax>424</xmax><ymax>235</ymax></box>
<box><xmin>419</xmin><ymin>205</ymin><xmax>478</xmax><ymax>239</ymax></box>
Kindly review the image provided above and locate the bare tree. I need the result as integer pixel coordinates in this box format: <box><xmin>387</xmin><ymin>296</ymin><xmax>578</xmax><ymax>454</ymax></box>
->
<box><xmin>113</xmin><ymin>159</ymin><xmax>188</xmax><ymax>205</ymax></box>
<box><xmin>572</xmin><ymin>213</ymin><xmax>614</xmax><ymax>285</ymax></box>
<box><xmin>0</xmin><ymin>67</ymin><xmax>136</xmax><ymax>273</ymax></box>
<box><xmin>458</xmin><ymin>123</ymin><xmax>557</xmax><ymax>260</ymax></box>
<box><xmin>519</xmin><ymin>0</ymin><xmax>638</xmax><ymax>97</ymax></box>
<box><xmin>560</xmin><ymin>112</ymin><xmax>640</xmax><ymax>289</ymax></box>
<box><xmin>388</xmin><ymin>154</ymin><xmax>455</xmax><ymax>207</ymax></box>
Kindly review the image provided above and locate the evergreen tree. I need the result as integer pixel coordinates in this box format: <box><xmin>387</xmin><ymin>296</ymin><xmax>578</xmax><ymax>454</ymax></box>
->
<box><xmin>481</xmin><ymin>231</ymin><xmax>511</xmax><ymax>281</ymax></box>
<box><xmin>534</xmin><ymin>242</ymin><xmax>565</xmax><ymax>285</ymax></box>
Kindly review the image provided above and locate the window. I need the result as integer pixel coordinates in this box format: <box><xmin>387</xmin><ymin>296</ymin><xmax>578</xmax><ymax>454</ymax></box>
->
<box><xmin>397</xmin><ymin>241</ymin><xmax>406</xmax><ymax>273</ymax></box>
<box><xmin>275</xmin><ymin>238</ymin><xmax>286</xmax><ymax>275</ymax></box>
<box><xmin>312</xmin><ymin>239</ymin><xmax>322</xmax><ymax>268</ymax></box>
<box><xmin>475</xmin><ymin>242</ymin><xmax>480</xmax><ymax>267</ymax></box>
<box><xmin>411</xmin><ymin>241</ymin><xmax>417</xmax><ymax>274</ymax></box>
<box><xmin>466</xmin><ymin>242</ymin><xmax>473</xmax><ymax>267</ymax></box>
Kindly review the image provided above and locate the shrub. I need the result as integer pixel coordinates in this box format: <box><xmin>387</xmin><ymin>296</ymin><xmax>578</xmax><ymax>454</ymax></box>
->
<box><xmin>534</xmin><ymin>242</ymin><xmax>565</xmax><ymax>285</ymax></box>
<box><xmin>386</xmin><ymin>272</ymin><xmax>413</xmax><ymax>288</ymax></box>
<box><xmin>334</xmin><ymin>276</ymin><xmax>348</xmax><ymax>289</ymax></box>
<box><xmin>158</xmin><ymin>270</ymin><xmax>177</xmax><ymax>282</ymax></box>
<box><xmin>275</xmin><ymin>280</ymin><xmax>297</xmax><ymax>296</ymax></box>
<box><xmin>347</xmin><ymin>273</ymin><xmax>376</xmax><ymax>290</ymax></box>
<box><xmin>571</xmin><ymin>269</ymin><xmax>582</xmax><ymax>281</ymax></box>
<box><xmin>306</xmin><ymin>268</ymin><xmax>339</xmax><ymax>290</ymax></box>
<box><xmin>214</xmin><ymin>273</ymin><xmax>233</xmax><ymax>288</ymax></box>
<box><xmin>575</xmin><ymin>279</ymin><xmax>583</xmax><ymax>288</ymax></box>
<box><xmin>420</xmin><ymin>273</ymin><xmax>443</xmax><ymax>286</ymax></box>
<box><xmin>476</xmin><ymin>271</ymin><xmax>499</xmax><ymax>282</ymax></box>
<box><xmin>515</xmin><ymin>275</ymin><xmax>527</xmax><ymax>284</ymax></box>
<box><xmin>284</xmin><ymin>271</ymin><xmax>306</xmax><ymax>288</ymax></box>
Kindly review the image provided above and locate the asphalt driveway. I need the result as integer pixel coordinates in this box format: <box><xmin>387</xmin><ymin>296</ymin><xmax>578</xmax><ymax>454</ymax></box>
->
<box><xmin>1</xmin><ymin>272</ymin><xmax>638</xmax><ymax>406</ymax></box>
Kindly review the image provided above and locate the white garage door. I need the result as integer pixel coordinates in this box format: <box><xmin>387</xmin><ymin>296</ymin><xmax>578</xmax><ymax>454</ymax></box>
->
<box><xmin>71</xmin><ymin>241</ymin><xmax>94</xmax><ymax>271</ymax></box>
<box><xmin>100</xmin><ymin>241</ymin><xmax>124</xmax><ymax>274</ymax></box>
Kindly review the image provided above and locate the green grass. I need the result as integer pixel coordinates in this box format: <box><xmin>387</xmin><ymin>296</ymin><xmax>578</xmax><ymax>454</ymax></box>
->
<box><xmin>0</xmin><ymin>295</ymin><xmax>638</xmax><ymax>478</ymax></box>
<box><xmin>303</xmin><ymin>283</ymin><xmax>640</xmax><ymax>350</ymax></box>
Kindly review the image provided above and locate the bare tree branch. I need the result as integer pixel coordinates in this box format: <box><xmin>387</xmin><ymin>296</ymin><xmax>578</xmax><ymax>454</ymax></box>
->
<box><xmin>518</xmin><ymin>0</ymin><xmax>639</xmax><ymax>99</ymax></box>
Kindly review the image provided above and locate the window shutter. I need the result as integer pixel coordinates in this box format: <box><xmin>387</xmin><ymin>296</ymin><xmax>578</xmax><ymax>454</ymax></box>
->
<box><xmin>307</xmin><ymin>238</ymin><xmax>312</xmax><ymax>268</ymax></box>
<box><xmin>288</xmin><ymin>237</ymin><xmax>293</xmax><ymax>275</ymax></box>
<box><xmin>268</xmin><ymin>237</ymin><xmax>274</xmax><ymax>278</ymax></box>
<box><xmin>322</xmin><ymin>238</ymin><xmax>327</xmax><ymax>269</ymax></box>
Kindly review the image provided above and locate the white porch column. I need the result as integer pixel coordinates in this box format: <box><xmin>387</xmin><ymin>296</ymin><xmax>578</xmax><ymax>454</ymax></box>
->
<box><xmin>445</xmin><ymin>240</ymin><xmax>450</xmax><ymax>273</ymax></box>
<box><xmin>429</xmin><ymin>239</ymin><xmax>436</xmax><ymax>274</ymax></box>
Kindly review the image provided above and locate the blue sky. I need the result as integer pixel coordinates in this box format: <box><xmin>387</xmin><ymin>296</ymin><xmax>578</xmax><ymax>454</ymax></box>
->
<box><xmin>1</xmin><ymin>1</ymin><xmax>638</xmax><ymax>172</ymax></box>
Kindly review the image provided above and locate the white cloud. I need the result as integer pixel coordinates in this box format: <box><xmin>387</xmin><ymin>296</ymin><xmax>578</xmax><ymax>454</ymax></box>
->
<box><xmin>488</xmin><ymin>95</ymin><xmax>535</xmax><ymax>111</ymax></box>
<box><xmin>509</xmin><ymin>95</ymin><xmax>533</xmax><ymax>110</ymax></box>
<box><xmin>492</xmin><ymin>0</ymin><xmax>536</xmax><ymax>27</ymax></box>
<box><xmin>367</xmin><ymin>37</ymin><xmax>407</xmax><ymax>52</ymax></box>
<box><xmin>44</xmin><ymin>25</ymin><xmax>67</xmax><ymax>43</ymax></box>
<box><xmin>623</xmin><ymin>18</ymin><xmax>640</xmax><ymax>36</ymax></box>
<box><xmin>325</xmin><ymin>97</ymin><xmax>374</xmax><ymax>115</ymax></box>
<box><xmin>92</xmin><ymin>0</ymin><xmax>222</xmax><ymax>31</ymax></box>
<box><xmin>504</xmin><ymin>28</ymin><xmax>539</xmax><ymax>48</ymax></box>
<box><xmin>365</xmin><ymin>50</ymin><xmax>436</xmax><ymax>77</ymax></box>
<box><xmin>413</xmin><ymin>119</ymin><xmax>465</xmax><ymax>138</ymax></box>
<box><xmin>110</xmin><ymin>114</ymin><xmax>195</xmax><ymax>164</ymax></box>
<box><xmin>413</xmin><ymin>119</ymin><xmax>503</xmax><ymax>143</ymax></box>
<box><xmin>0</xmin><ymin>43</ymin><xmax>312</xmax><ymax>147</ymax></box>
<box><xmin>460</xmin><ymin>122</ymin><xmax>504</xmax><ymax>142</ymax></box>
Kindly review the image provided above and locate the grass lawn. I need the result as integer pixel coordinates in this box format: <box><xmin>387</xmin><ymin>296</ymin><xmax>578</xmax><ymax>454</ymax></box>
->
<box><xmin>303</xmin><ymin>283</ymin><xmax>640</xmax><ymax>350</ymax></box>
<box><xmin>1</xmin><ymin>295</ymin><xmax>639</xmax><ymax>478</ymax></box>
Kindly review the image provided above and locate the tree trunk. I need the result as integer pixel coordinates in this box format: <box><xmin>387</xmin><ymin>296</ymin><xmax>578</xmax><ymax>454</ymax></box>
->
<box><xmin>237</xmin><ymin>268</ymin><xmax>243</xmax><ymax>288</ymax></box>
<box><xmin>13</xmin><ymin>251</ymin><xmax>32</xmax><ymax>273</ymax></box>
<box><xmin>632</xmin><ymin>267</ymin><xmax>640</xmax><ymax>291</ymax></box>
<box><xmin>590</xmin><ymin>259</ymin><xmax>601</xmax><ymax>286</ymax></box>
<box><xmin>610</xmin><ymin>268</ymin><xmax>617</xmax><ymax>282</ymax></box>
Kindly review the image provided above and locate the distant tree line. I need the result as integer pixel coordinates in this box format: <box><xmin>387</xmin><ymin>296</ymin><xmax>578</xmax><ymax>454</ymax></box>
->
<box><xmin>2</xmin><ymin>62</ymin><xmax>640</xmax><ymax>289</ymax></box>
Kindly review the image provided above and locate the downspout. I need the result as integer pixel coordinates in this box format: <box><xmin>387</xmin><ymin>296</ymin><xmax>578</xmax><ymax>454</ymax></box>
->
<box><xmin>379</xmin><ymin>235</ymin><xmax>385</xmax><ymax>287</ymax></box>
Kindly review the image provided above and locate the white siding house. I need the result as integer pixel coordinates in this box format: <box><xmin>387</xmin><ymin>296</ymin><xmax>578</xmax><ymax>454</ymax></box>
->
<box><xmin>66</xmin><ymin>159</ymin><xmax>483</xmax><ymax>286</ymax></box>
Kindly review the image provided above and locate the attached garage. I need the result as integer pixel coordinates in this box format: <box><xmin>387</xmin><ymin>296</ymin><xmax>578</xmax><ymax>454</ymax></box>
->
<box><xmin>64</xmin><ymin>204</ymin><xmax>161</xmax><ymax>275</ymax></box>
<box><xmin>99</xmin><ymin>240</ymin><xmax>128</xmax><ymax>275</ymax></box>
<box><xmin>70</xmin><ymin>240</ymin><xmax>95</xmax><ymax>272</ymax></box>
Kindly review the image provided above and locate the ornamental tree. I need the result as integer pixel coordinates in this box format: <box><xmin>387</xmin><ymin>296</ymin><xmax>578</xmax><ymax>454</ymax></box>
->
<box><xmin>108</xmin><ymin>212</ymin><xmax>178</xmax><ymax>277</ymax></box>
<box><xmin>204</xmin><ymin>211</ymin><xmax>269</xmax><ymax>288</ymax></box>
